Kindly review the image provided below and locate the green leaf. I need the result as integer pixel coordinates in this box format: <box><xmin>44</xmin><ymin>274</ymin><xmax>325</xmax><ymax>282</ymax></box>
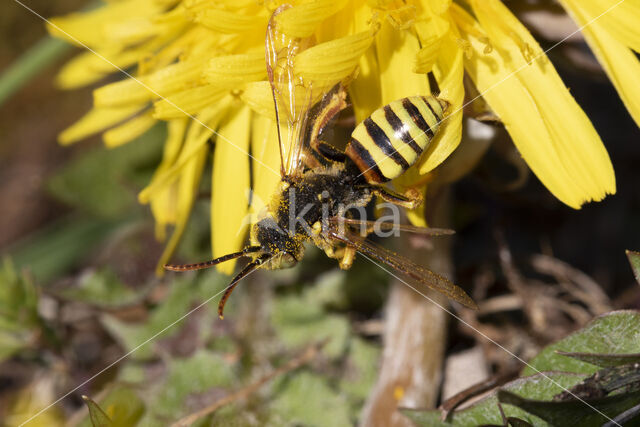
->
<box><xmin>402</xmin><ymin>373</ymin><xmax>586</xmax><ymax>426</ymax></box>
<box><xmin>59</xmin><ymin>268</ymin><xmax>144</xmax><ymax>308</ymax></box>
<box><xmin>272</xmin><ymin>295</ymin><xmax>349</xmax><ymax>358</ymax></box>
<box><xmin>0</xmin><ymin>258</ymin><xmax>41</xmax><ymax>361</ymax></box>
<box><xmin>340</xmin><ymin>337</ymin><xmax>381</xmax><ymax>403</ymax></box>
<box><xmin>626</xmin><ymin>250</ymin><xmax>640</xmax><ymax>285</ymax></box>
<box><xmin>9</xmin><ymin>216</ymin><xmax>123</xmax><ymax>283</ymax></box>
<box><xmin>556</xmin><ymin>351</ymin><xmax>640</xmax><ymax>368</ymax></box>
<box><xmin>523</xmin><ymin>311</ymin><xmax>640</xmax><ymax>376</ymax></box>
<box><xmin>100</xmin><ymin>278</ymin><xmax>196</xmax><ymax>360</ymax></box>
<box><xmin>82</xmin><ymin>395</ymin><xmax>113</xmax><ymax>427</ymax></box>
<box><xmin>0</xmin><ymin>258</ymin><xmax>38</xmax><ymax>323</ymax></box>
<box><xmin>269</xmin><ymin>372</ymin><xmax>352</xmax><ymax>426</ymax></box>
<box><xmin>555</xmin><ymin>363</ymin><xmax>640</xmax><ymax>399</ymax></box>
<box><xmin>100</xmin><ymin>271</ymin><xmax>225</xmax><ymax>360</ymax></box>
<box><xmin>47</xmin><ymin>125</ymin><xmax>164</xmax><ymax>219</ymax></box>
<box><xmin>135</xmin><ymin>350</ymin><xmax>235</xmax><ymax>425</ymax></box>
<box><xmin>498</xmin><ymin>389</ymin><xmax>640</xmax><ymax>426</ymax></box>
<box><xmin>506</xmin><ymin>417</ymin><xmax>534</xmax><ymax>427</ymax></box>
<box><xmin>0</xmin><ymin>332</ymin><xmax>29</xmax><ymax>362</ymax></box>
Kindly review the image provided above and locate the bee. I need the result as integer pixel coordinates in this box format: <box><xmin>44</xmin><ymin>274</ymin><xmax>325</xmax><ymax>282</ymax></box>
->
<box><xmin>165</xmin><ymin>6</ymin><xmax>477</xmax><ymax>318</ymax></box>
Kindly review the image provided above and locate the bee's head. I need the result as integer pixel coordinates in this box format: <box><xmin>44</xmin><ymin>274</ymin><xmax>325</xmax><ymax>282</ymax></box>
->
<box><xmin>252</xmin><ymin>217</ymin><xmax>305</xmax><ymax>269</ymax></box>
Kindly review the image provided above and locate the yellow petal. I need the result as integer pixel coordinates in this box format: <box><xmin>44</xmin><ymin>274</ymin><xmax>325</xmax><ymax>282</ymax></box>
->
<box><xmin>103</xmin><ymin>5</ymin><xmax>187</xmax><ymax>47</ymax></box>
<box><xmin>150</xmin><ymin>118</ymin><xmax>188</xmax><ymax>241</ymax></box>
<box><xmin>184</xmin><ymin>0</ymin><xmax>257</xmax><ymax>11</ymax></box>
<box><xmin>59</xmin><ymin>104</ymin><xmax>145</xmax><ymax>145</ymax></box>
<box><xmin>156</xmin><ymin>130</ymin><xmax>209</xmax><ymax>275</ymax></box>
<box><xmin>56</xmin><ymin>51</ymin><xmax>111</xmax><ymax>89</ymax></box>
<box><xmin>103</xmin><ymin>110</ymin><xmax>157</xmax><ymax>148</ymax></box>
<box><xmin>155</xmin><ymin>109</ymin><xmax>217</xmax><ymax>274</ymax></box>
<box><xmin>571</xmin><ymin>0</ymin><xmax>640</xmax><ymax>53</ymax></box>
<box><xmin>328</xmin><ymin>1</ymin><xmax>378</xmax><ymax>122</ymax></box>
<box><xmin>94</xmin><ymin>58</ymin><xmax>206</xmax><ymax>108</ymax></box>
<box><xmin>276</xmin><ymin>0</ymin><xmax>349</xmax><ymax>38</ymax></box>
<box><xmin>424</xmin><ymin>0</ymin><xmax>452</xmax><ymax>15</ymax></box>
<box><xmin>153</xmin><ymin>85</ymin><xmax>227</xmax><ymax>120</ymax></box>
<box><xmin>453</xmin><ymin>4</ymin><xmax>615</xmax><ymax>208</ymax></box>
<box><xmin>103</xmin><ymin>18</ymin><xmax>157</xmax><ymax>46</ymax></box>
<box><xmin>375</xmin><ymin>19</ymin><xmax>430</xmax><ymax>104</ymax></box>
<box><xmin>94</xmin><ymin>78</ymin><xmax>153</xmax><ymax>109</ymax></box>
<box><xmin>294</xmin><ymin>30</ymin><xmax>375</xmax><ymax>87</ymax></box>
<box><xmin>561</xmin><ymin>0</ymin><xmax>640</xmax><ymax>127</ymax></box>
<box><xmin>151</xmin><ymin>181</ymin><xmax>179</xmax><ymax>242</ymax></box>
<box><xmin>138</xmin><ymin>26</ymin><xmax>207</xmax><ymax>75</ymax></box>
<box><xmin>240</xmin><ymin>81</ymin><xmax>276</xmax><ymax>120</ymax></box>
<box><xmin>404</xmin><ymin>185</ymin><xmax>427</xmax><ymax>227</ymax></box>
<box><xmin>240</xmin><ymin>80</ymin><xmax>321</xmax><ymax>122</ymax></box>
<box><xmin>211</xmin><ymin>105</ymin><xmax>251</xmax><ymax>274</ymax></box>
<box><xmin>249</xmin><ymin>116</ymin><xmax>282</xmax><ymax>224</ymax></box>
<box><xmin>417</xmin><ymin>30</ymin><xmax>464</xmax><ymax>174</ymax></box>
<box><xmin>471</xmin><ymin>0</ymin><xmax>615</xmax><ymax>205</ymax></box>
<box><xmin>47</xmin><ymin>0</ymin><xmax>163</xmax><ymax>48</ymax></box>
<box><xmin>203</xmin><ymin>50</ymin><xmax>266</xmax><ymax>87</ymax></box>
<box><xmin>155</xmin><ymin>0</ymin><xmax>182</xmax><ymax>7</ymax></box>
<box><xmin>139</xmin><ymin>102</ymin><xmax>229</xmax><ymax>203</ymax></box>
<box><xmin>192</xmin><ymin>8</ymin><xmax>266</xmax><ymax>34</ymax></box>
<box><xmin>349</xmin><ymin>46</ymin><xmax>382</xmax><ymax>123</ymax></box>
<box><xmin>56</xmin><ymin>24</ymin><xmax>185</xmax><ymax>90</ymax></box>
<box><xmin>413</xmin><ymin>39</ymin><xmax>443</xmax><ymax>74</ymax></box>
<box><xmin>413</xmin><ymin>8</ymin><xmax>450</xmax><ymax>73</ymax></box>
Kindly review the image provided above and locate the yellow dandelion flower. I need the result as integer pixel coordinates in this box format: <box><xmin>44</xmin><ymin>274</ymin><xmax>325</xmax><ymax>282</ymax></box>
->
<box><xmin>48</xmin><ymin>0</ymin><xmax>624</xmax><ymax>274</ymax></box>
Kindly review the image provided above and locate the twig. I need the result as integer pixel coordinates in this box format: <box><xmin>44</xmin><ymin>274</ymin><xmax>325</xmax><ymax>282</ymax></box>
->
<box><xmin>171</xmin><ymin>340</ymin><xmax>325</xmax><ymax>427</ymax></box>
<box><xmin>439</xmin><ymin>369</ymin><xmax>518</xmax><ymax>421</ymax></box>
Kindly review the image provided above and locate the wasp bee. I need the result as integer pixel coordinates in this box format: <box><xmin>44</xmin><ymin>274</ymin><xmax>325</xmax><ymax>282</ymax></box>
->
<box><xmin>165</xmin><ymin>6</ymin><xmax>476</xmax><ymax>318</ymax></box>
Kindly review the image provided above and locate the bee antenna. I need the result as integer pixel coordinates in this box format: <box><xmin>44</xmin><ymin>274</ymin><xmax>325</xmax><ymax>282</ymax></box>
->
<box><xmin>218</xmin><ymin>254</ymin><xmax>271</xmax><ymax>319</ymax></box>
<box><xmin>164</xmin><ymin>246</ymin><xmax>261</xmax><ymax>272</ymax></box>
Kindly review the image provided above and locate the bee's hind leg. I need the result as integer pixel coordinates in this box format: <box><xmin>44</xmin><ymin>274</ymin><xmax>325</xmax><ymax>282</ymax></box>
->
<box><xmin>373</xmin><ymin>186</ymin><xmax>423</xmax><ymax>210</ymax></box>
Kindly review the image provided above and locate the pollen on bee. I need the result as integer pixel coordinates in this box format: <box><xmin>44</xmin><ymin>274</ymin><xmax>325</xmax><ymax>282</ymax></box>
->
<box><xmin>280</xmin><ymin>181</ymin><xmax>290</xmax><ymax>192</ymax></box>
<box><xmin>312</xmin><ymin>221</ymin><xmax>322</xmax><ymax>235</ymax></box>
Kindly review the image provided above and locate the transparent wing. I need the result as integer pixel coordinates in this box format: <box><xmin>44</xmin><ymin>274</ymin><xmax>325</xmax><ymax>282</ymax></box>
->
<box><xmin>266</xmin><ymin>6</ymin><xmax>316</xmax><ymax>179</ymax></box>
<box><xmin>299</xmin><ymin>84</ymin><xmax>349</xmax><ymax>169</ymax></box>
<box><xmin>328</xmin><ymin>217</ymin><xmax>455</xmax><ymax>236</ymax></box>
<box><xmin>326</xmin><ymin>226</ymin><xmax>477</xmax><ymax>309</ymax></box>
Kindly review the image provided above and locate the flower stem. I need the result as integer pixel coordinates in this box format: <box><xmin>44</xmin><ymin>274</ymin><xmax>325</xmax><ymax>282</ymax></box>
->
<box><xmin>0</xmin><ymin>36</ymin><xmax>70</xmax><ymax>107</ymax></box>
<box><xmin>361</xmin><ymin>187</ymin><xmax>453</xmax><ymax>426</ymax></box>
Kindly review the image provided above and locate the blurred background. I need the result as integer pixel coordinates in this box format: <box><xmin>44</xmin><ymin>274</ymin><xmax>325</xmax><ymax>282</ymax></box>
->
<box><xmin>1</xmin><ymin>0</ymin><xmax>639</xmax><ymax>425</ymax></box>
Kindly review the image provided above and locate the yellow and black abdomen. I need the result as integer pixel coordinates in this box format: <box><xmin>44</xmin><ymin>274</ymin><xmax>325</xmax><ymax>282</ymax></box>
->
<box><xmin>345</xmin><ymin>95</ymin><xmax>449</xmax><ymax>184</ymax></box>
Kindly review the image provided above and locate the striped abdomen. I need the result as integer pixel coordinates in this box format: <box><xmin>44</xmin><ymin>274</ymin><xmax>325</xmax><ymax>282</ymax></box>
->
<box><xmin>345</xmin><ymin>95</ymin><xmax>449</xmax><ymax>184</ymax></box>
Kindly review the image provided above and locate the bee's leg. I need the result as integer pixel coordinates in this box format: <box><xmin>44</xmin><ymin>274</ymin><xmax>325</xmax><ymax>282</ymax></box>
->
<box><xmin>312</xmin><ymin>232</ymin><xmax>342</xmax><ymax>260</ymax></box>
<box><xmin>312</xmin><ymin>140</ymin><xmax>347</xmax><ymax>163</ymax></box>
<box><xmin>328</xmin><ymin>245</ymin><xmax>345</xmax><ymax>260</ymax></box>
<box><xmin>373</xmin><ymin>186</ymin><xmax>423</xmax><ymax>210</ymax></box>
<box><xmin>338</xmin><ymin>245</ymin><xmax>356</xmax><ymax>270</ymax></box>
